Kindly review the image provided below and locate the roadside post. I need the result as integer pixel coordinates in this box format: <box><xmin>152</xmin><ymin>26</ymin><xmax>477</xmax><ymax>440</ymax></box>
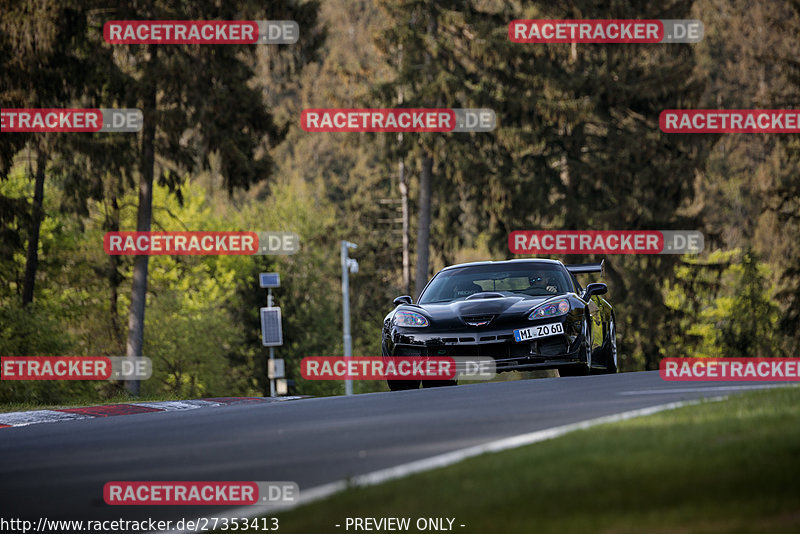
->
<box><xmin>341</xmin><ymin>241</ymin><xmax>358</xmax><ymax>396</ymax></box>
<box><xmin>259</xmin><ymin>272</ymin><xmax>284</xmax><ymax>397</ymax></box>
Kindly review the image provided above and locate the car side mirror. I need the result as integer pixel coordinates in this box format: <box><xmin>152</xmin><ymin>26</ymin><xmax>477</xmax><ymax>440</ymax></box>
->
<box><xmin>583</xmin><ymin>283</ymin><xmax>607</xmax><ymax>299</ymax></box>
<box><xmin>393</xmin><ymin>295</ymin><xmax>413</xmax><ymax>306</ymax></box>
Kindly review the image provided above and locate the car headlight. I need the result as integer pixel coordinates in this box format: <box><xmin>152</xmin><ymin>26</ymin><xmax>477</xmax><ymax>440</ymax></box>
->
<box><xmin>393</xmin><ymin>310</ymin><xmax>429</xmax><ymax>327</ymax></box>
<box><xmin>529</xmin><ymin>299</ymin><xmax>570</xmax><ymax>320</ymax></box>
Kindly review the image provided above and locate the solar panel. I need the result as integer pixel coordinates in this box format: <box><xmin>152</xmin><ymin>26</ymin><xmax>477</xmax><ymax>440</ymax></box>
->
<box><xmin>259</xmin><ymin>272</ymin><xmax>281</xmax><ymax>288</ymax></box>
<box><xmin>260</xmin><ymin>307</ymin><xmax>283</xmax><ymax>346</ymax></box>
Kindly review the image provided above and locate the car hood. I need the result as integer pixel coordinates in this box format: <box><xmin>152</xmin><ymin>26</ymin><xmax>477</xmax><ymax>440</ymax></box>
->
<box><xmin>399</xmin><ymin>293</ymin><xmax>567</xmax><ymax>328</ymax></box>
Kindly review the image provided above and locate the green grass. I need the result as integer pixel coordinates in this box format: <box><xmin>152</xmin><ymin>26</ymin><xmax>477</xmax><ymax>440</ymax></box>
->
<box><xmin>0</xmin><ymin>392</ymin><xmax>196</xmax><ymax>414</ymax></box>
<box><xmin>261</xmin><ymin>386</ymin><xmax>800</xmax><ymax>534</ymax></box>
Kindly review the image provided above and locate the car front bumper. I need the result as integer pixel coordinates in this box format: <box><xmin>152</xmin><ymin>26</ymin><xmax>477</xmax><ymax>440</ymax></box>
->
<box><xmin>385</xmin><ymin>315</ymin><xmax>586</xmax><ymax>372</ymax></box>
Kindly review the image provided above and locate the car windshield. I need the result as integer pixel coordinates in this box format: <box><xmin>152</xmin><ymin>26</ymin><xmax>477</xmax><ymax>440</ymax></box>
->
<box><xmin>418</xmin><ymin>263</ymin><xmax>574</xmax><ymax>304</ymax></box>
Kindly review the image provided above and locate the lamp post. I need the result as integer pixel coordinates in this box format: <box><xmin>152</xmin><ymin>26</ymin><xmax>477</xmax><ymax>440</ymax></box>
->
<box><xmin>341</xmin><ymin>241</ymin><xmax>358</xmax><ymax>396</ymax></box>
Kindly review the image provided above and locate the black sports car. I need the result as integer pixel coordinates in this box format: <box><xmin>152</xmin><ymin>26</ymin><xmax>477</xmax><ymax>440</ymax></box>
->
<box><xmin>381</xmin><ymin>258</ymin><xmax>617</xmax><ymax>390</ymax></box>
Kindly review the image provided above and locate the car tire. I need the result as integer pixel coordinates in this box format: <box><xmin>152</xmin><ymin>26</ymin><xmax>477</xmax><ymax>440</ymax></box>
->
<box><xmin>600</xmin><ymin>315</ymin><xmax>618</xmax><ymax>374</ymax></box>
<box><xmin>388</xmin><ymin>380</ymin><xmax>421</xmax><ymax>391</ymax></box>
<box><xmin>559</xmin><ymin>315</ymin><xmax>591</xmax><ymax>377</ymax></box>
<box><xmin>383</xmin><ymin>340</ymin><xmax>420</xmax><ymax>391</ymax></box>
<box><xmin>558</xmin><ymin>365</ymin><xmax>587</xmax><ymax>377</ymax></box>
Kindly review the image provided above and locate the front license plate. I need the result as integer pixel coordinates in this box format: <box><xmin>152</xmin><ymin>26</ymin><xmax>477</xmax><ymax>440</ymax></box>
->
<box><xmin>514</xmin><ymin>322</ymin><xmax>564</xmax><ymax>342</ymax></box>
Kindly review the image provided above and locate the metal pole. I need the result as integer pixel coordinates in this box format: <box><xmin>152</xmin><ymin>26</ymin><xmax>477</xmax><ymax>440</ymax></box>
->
<box><xmin>341</xmin><ymin>241</ymin><xmax>353</xmax><ymax>396</ymax></box>
<box><xmin>268</xmin><ymin>288</ymin><xmax>276</xmax><ymax>398</ymax></box>
<box><xmin>269</xmin><ymin>346</ymin><xmax>276</xmax><ymax>397</ymax></box>
<box><xmin>399</xmin><ymin>156</ymin><xmax>410</xmax><ymax>295</ymax></box>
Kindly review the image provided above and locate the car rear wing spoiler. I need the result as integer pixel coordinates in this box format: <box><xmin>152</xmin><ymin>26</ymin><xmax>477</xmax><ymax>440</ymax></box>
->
<box><xmin>565</xmin><ymin>259</ymin><xmax>604</xmax><ymax>276</ymax></box>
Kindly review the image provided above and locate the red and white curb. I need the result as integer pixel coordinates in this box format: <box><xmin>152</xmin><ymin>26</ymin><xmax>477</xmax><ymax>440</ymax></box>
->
<box><xmin>0</xmin><ymin>396</ymin><xmax>305</xmax><ymax>429</ymax></box>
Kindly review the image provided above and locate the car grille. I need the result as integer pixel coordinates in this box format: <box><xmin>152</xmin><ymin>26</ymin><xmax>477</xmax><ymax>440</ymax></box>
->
<box><xmin>397</xmin><ymin>338</ymin><xmax>568</xmax><ymax>359</ymax></box>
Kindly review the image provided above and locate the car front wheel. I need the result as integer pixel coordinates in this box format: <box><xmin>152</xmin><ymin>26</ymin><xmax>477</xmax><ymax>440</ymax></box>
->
<box><xmin>600</xmin><ymin>315</ymin><xmax>618</xmax><ymax>374</ymax></box>
<box><xmin>559</xmin><ymin>315</ymin><xmax>592</xmax><ymax>377</ymax></box>
<box><xmin>383</xmin><ymin>341</ymin><xmax>420</xmax><ymax>391</ymax></box>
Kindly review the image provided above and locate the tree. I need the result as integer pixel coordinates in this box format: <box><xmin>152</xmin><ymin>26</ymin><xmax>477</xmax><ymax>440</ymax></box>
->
<box><xmin>101</xmin><ymin>0</ymin><xmax>322</xmax><ymax>394</ymax></box>
<box><xmin>0</xmin><ymin>0</ymin><xmax>109</xmax><ymax>307</ymax></box>
<box><xmin>762</xmin><ymin>0</ymin><xmax>800</xmax><ymax>353</ymax></box>
<box><xmin>373</xmin><ymin>0</ymin><xmax>505</xmax><ymax>297</ymax></box>
<box><xmin>466</xmin><ymin>0</ymin><xmax>712</xmax><ymax>369</ymax></box>
<box><xmin>692</xmin><ymin>0</ymin><xmax>800</xmax><ymax>356</ymax></box>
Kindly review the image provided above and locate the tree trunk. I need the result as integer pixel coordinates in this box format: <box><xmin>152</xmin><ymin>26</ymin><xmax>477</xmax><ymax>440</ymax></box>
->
<box><xmin>414</xmin><ymin>152</ymin><xmax>433</xmax><ymax>300</ymax></box>
<box><xmin>109</xmin><ymin>173</ymin><xmax>124</xmax><ymax>351</ymax></box>
<box><xmin>126</xmin><ymin>46</ymin><xmax>158</xmax><ymax>396</ymax></box>
<box><xmin>21</xmin><ymin>146</ymin><xmax>46</xmax><ymax>307</ymax></box>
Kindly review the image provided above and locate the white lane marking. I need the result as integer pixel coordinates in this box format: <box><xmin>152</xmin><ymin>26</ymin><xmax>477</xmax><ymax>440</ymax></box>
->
<box><xmin>157</xmin><ymin>398</ymin><xmax>720</xmax><ymax>534</ymax></box>
<box><xmin>0</xmin><ymin>410</ymin><xmax>92</xmax><ymax>427</ymax></box>
<box><xmin>619</xmin><ymin>384</ymin><xmax>791</xmax><ymax>395</ymax></box>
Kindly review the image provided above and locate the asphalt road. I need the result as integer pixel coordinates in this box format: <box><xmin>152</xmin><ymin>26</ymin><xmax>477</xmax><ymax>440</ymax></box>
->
<box><xmin>0</xmin><ymin>371</ymin><xmax>782</xmax><ymax>530</ymax></box>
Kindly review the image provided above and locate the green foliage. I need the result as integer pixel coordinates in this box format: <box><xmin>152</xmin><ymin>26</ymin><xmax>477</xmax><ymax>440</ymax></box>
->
<box><xmin>143</xmin><ymin>290</ymin><xmax>243</xmax><ymax>397</ymax></box>
<box><xmin>663</xmin><ymin>249</ymin><xmax>781</xmax><ymax>359</ymax></box>
<box><xmin>0</xmin><ymin>302</ymin><xmax>93</xmax><ymax>404</ymax></box>
<box><xmin>0</xmin><ymin>167</ymin><xmax>351</xmax><ymax>401</ymax></box>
